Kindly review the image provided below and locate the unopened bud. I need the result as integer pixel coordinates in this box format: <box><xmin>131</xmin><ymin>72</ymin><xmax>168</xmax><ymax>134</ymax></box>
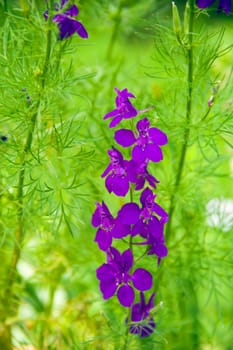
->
<box><xmin>208</xmin><ymin>81</ymin><xmax>221</xmax><ymax>107</ymax></box>
<box><xmin>208</xmin><ymin>95</ymin><xmax>214</xmax><ymax>107</ymax></box>
<box><xmin>172</xmin><ymin>2</ymin><xmax>182</xmax><ymax>41</ymax></box>
<box><xmin>184</xmin><ymin>2</ymin><xmax>190</xmax><ymax>35</ymax></box>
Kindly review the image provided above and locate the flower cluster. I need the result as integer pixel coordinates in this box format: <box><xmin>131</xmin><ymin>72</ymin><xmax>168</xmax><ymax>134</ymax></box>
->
<box><xmin>44</xmin><ymin>0</ymin><xmax>88</xmax><ymax>40</ymax></box>
<box><xmin>196</xmin><ymin>0</ymin><xmax>231</xmax><ymax>15</ymax></box>
<box><xmin>92</xmin><ymin>87</ymin><xmax>169</xmax><ymax>337</ymax></box>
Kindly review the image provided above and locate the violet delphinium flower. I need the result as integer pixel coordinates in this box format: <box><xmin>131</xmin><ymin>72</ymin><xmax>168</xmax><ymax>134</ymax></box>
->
<box><xmin>196</xmin><ymin>0</ymin><xmax>231</xmax><ymax>14</ymax></box>
<box><xmin>92</xmin><ymin>201</ymin><xmax>132</xmax><ymax>251</ymax></box>
<box><xmin>103</xmin><ymin>88</ymin><xmax>138</xmax><ymax>128</ymax></box>
<box><xmin>140</xmin><ymin>187</ymin><xmax>169</xmax><ymax>224</ymax></box>
<box><xmin>115</xmin><ymin>117</ymin><xmax>168</xmax><ymax>163</ymax></box>
<box><xmin>101</xmin><ymin>147</ymin><xmax>129</xmax><ymax>197</ymax></box>
<box><xmin>126</xmin><ymin>159</ymin><xmax>159</xmax><ymax>191</ymax></box>
<box><xmin>127</xmin><ymin>292</ymin><xmax>156</xmax><ymax>337</ymax></box>
<box><xmin>147</xmin><ymin>222</ymin><xmax>168</xmax><ymax>264</ymax></box>
<box><xmin>44</xmin><ymin>1</ymin><xmax>88</xmax><ymax>40</ymax></box>
<box><xmin>130</xmin><ymin>188</ymin><xmax>168</xmax><ymax>261</ymax></box>
<box><xmin>96</xmin><ymin>247</ymin><xmax>153</xmax><ymax>307</ymax></box>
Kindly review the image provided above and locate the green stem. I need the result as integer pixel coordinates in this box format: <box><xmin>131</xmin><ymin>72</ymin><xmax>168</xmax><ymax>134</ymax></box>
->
<box><xmin>122</xmin><ymin>186</ymin><xmax>134</xmax><ymax>350</ymax></box>
<box><xmin>165</xmin><ymin>0</ymin><xmax>195</xmax><ymax>243</ymax></box>
<box><xmin>4</xmin><ymin>0</ymin><xmax>8</xmax><ymax>12</ymax></box>
<box><xmin>38</xmin><ymin>285</ymin><xmax>56</xmax><ymax>350</ymax></box>
<box><xmin>106</xmin><ymin>0</ymin><xmax>123</xmax><ymax>60</ymax></box>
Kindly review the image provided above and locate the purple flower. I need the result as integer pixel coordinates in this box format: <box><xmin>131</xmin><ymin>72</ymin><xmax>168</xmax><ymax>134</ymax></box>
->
<box><xmin>140</xmin><ymin>187</ymin><xmax>169</xmax><ymax>224</ymax></box>
<box><xmin>96</xmin><ymin>247</ymin><xmax>153</xmax><ymax>307</ymax></box>
<box><xmin>115</xmin><ymin>118</ymin><xmax>168</xmax><ymax>163</ymax></box>
<box><xmin>147</xmin><ymin>222</ymin><xmax>168</xmax><ymax>264</ymax></box>
<box><xmin>196</xmin><ymin>0</ymin><xmax>231</xmax><ymax>14</ymax></box>
<box><xmin>101</xmin><ymin>147</ymin><xmax>129</xmax><ymax>197</ymax></box>
<box><xmin>114</xmin><ymin>188</ymin><xmax>168</xmax><ymax>262</ymax></box>
<box><xmin>126</xmin><ymin>159</ymin><xmax>159</xmax><ymax>191</ymax></box>
<box><xmin>103</xmin><ymin>88</ymin><xmax>138</xmax><ymax>128</ymax></box>
<box><xmin>92</xmin><ymin>201</ymin><xmax>131</xmax><ymax>251</ymax></box>
<box><xmin>127</xmin><ymin>292</ymin><xmax>156</xmax><ymax>337</ymax></box>
<box><xmin>0</xmin><ymin>135</ymin><xmax>7</xmax><ymax>142</ymax></box>
<box><xmin>44</xmin><ymin>1</ymin><xmax>88</xmax><ymax>40</ymax></box>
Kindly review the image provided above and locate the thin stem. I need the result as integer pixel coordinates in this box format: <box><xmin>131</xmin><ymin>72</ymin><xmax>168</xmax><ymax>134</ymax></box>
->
<box><xmin>106</xmin><ymin>0</ymin><xmax>123</xmax><ymax>60</ymax></box>
<box><xmin>122</xmin><ymin>185</ymin><xmax>134</xmax><ymax>350</ymax></box>
<box><xmin>4</xmin><ymin>0</ymin><xmax>8</xmax><ymax>12</ymax></box>
<box><xmin>165</xmin><ymin>0</ymin><xmax>195</xmax><ymax>242</ymax></box>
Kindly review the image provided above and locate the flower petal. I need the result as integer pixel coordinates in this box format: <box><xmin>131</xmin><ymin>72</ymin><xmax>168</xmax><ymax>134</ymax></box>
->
<box><xmin>74</xmin><ymin>20</ymin><xmax>88</xmax><ymax>39</ymax></box>
<box><xmin>217</xmin><ymin>0</ymin><xmax>231</xmax><ymax>14</ymax></box>
<box><xmin>132</xmin><ymin>268</ymin><xmax>153</xmax><ymax>291</ymax></box>
<box><xmin>107</xmin><ymin>175</ymin><xmax>129</xmax><ymax>197</ymax></box>
<box><xmin>109</xmin><ymin>115</ymin><xmax>123</xmax><ymax>128</ymax></box>
<box><xmin>100</xmin><ymin>279</ymin><xmax>117</xmax><ymax>299</ymax></box>
<box><xmin>131</xmin><ymin>219</ymin><xmax>148</xmax><ymax>238</ymax></box>
<box><xmin>132</xmin><ymin>145</ymin><xmax>146</xmax><ymax>162</ymax></box>
<box><xmin>91</xmin><ymin>204</ymin><xmax>101</xmax><ymax>227</ymax></box>
<box><xmin>104</xmin><ymin>109</ymin><xmax>119</xmax><ymax>120</ymax></box>
<box><xmin>117</xmin><ymin>284</ymin><xmax>134</xmax><ymax>307</ymax></box>
<box><xmin>101</xmin><ymin>163</ymin><xmax>112</xmax><ymax>178</ymax></box>
<box><xmin>196</xmin><ymin>0</ymin><xmax>215</xmax><ymax>8</ymax></box>
<box><xmin>131</xmin><ymin>302</ymin><xmax>143</xmax><ymax>322</ymax></box>
<box><xmin>94</xmin><ymin>228</ymin><xmax>112</xmax><ymax>251</ymax></box>
<box><xmin>117</xmin><ymin>203</ymin><xmax>140</xmax><ymax>225</ymax></box>
<box><xmin>121</xmin><ymin>249</ymin><xmax>133</xmax><ymax>272</ymax></box>
<box><xmin>55</xmin><ymin>17</ymin><xmax>77</xmax><ymax>40</ymax></box>
<box><xmin>152</xmin><ymin>202</ymin><xmax>169</xmax><ymax>223</ymax></box>
<box><xmin>64</xmin><ymin>4</ymin><xmax>79</xmax><ymax>17</ymax></box>
<box><xmin>61</xmin><ymin>0</ymin><xmax>69</xmax><ymax>8</ymax></box>
<box><xmin>148</xmin><ymin>243</ymin><xmax>168</xmax><ymax>258</ymax></box>
<box><xmin>96</xmin><ymin>263</ymin><xmax>116</xmax><ymax>281</ymax></box>
<box><xmin>146</xmin><ymin>144</ymin><xmax>163</xmax><ymax>162</ymax></box>
<box><xmin>148</xmin><ymin>216</ymin><xmax>163</xmax><ymax>236</ymax></box>
<box><xmin>114</xmin><ymin>129</ymin><xmax>135</xmax><ymax>147</ymax></box>
<box><xmin>149</xmin><ymin>127</ymin><xmax>168</xmax><ymax>145</ymax></box>
<box><xmin>111</xmin><ymin>223</ymin><xmax>130</xmax><ymax>238</ymax></box>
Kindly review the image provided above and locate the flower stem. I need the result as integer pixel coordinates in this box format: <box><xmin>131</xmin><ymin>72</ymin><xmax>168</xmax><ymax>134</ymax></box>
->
<box><xmin>4</xmin><ymin>0</ymin><xmax>8</xmax><ymax>12</ymax></box>
<box><xmin>165</xmin><ymin>0</ymin><xmax>195</xmax><ymax>243</ymax></box>
<box><xmin>122</xmin><ymin>185</ymin><xmax>135</xmax><ymax>350</ymax></box>
<box><xmin>106</xmin><ymin>0</ymin><xmax>123</xmax><ymax>60</ymax></box>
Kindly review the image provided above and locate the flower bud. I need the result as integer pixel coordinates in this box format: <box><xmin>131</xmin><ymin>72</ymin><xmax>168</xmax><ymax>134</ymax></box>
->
<box><xmin>172</xmin><ymin>2</ymin><xmax>182</xmax><ymax>41</ymax></box>
<box><xmin>184</xmin><ymin>2</ymin><xmax>190</xmax><ymax>35</ymax></box>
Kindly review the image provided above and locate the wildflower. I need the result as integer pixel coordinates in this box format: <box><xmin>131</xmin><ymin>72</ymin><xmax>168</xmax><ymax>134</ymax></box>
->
<box><xmin>196</xmin><ymin>0</ymin><xmax>231</xmax><ymax>15</ymax></box>
<box><xmin>115</xmin><ymin>118</ymin><xmax>168</xmax><ymax>163</ymax></box>
<box><xmin>114</xmin><ymin>188</ymin><xmax>168</xmax><ymax>262</ymax></box>
<box><xmin>126</xmin><ymin>159</ymin><xmax>159</xmax><ymax>191</ymax></box>
<box><xmin>140</xmin><ymin>187</ymin><xmax>169</xmax><ymax>224</ymax></box>
<box><xmin>96</xmin><ymin>247</ymin><xmax>153</xmax><ymax>307</ymax></box>
<box><xmin>127</xmin><ymin>292</ymin><xmax>156</xmax><ymax>337</ymax></box>
<box><xmin>91</xmin><ymin>201</ymin><xmax>134</xmax><ymax>251</ymax></box>
<box><xmin>147</xmin><ymin>222</ymin><xmax>168</xmax><ymax>264</ymax></box>
<box><xmin>101</xmin><ymin>147</ymin><xmax>129</xmax><ymax>197</ymax></box>
<box><xmin>44</xmin><ymin>1</ymin><xmax>88</xmax><ymax>40</ymax></box>
<box><xmin>103</xmin><ymin>88</ymin><xmax>138</xmax><ymax>128</ymax></box>
<box><xmin>0</xmin><ymin>135</ymin><xmax>7</xmax><ymax>142</ymax></box>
